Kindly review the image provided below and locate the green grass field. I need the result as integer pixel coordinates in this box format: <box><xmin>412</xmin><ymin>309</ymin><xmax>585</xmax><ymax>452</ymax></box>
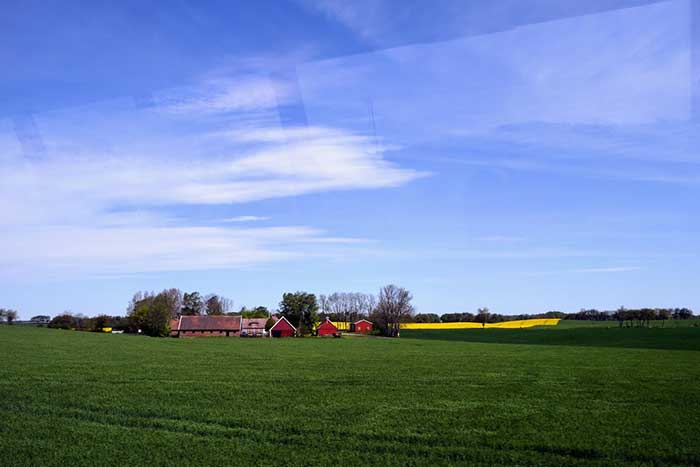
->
<box><xmin>2</xmin><ymin>325</ymin><xmax>699</xmax><ymax>466</ymax></box>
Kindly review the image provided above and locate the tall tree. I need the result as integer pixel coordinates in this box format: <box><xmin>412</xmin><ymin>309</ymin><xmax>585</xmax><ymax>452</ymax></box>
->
<box><xmin>279</xmin><ymin>292</ymin><xmax>318</xmax><ymax>335</ymax></box>
<box><xmin>128</xmin><ymin>291</ymin><xmax>172</xmax><ymax>337</ymax></box>
<box><xmin>320</xmin><ymin>292</ymin><xmax>376</xmax><ymax>324</ymax></box>
<box><xmin>181</xmin><ymin>292</ymin><xmax>204</xmax><ymax>316</ymax></box>
<box><xmin>613</xmin><ymin>307</ymin><xmax>627</xmax><ymax>327</ymax></box>
<box><xmin>0</xmin><ymin>309</ymin><xmax>18</xmax><ymax>325</ymax></box>
<box><xmin>205</xmin><ymin>294</ymin><xmax>232</xmax><ymax>315</ymax></box>
<box><xmin>374</xmin><ymin>285</ymin><xmax>414</xmax><ymax>337</ymax></box>
<box><xmin>477</xmin><ymin>307</ymin><xmax>490</xmax><ymax>328</ymax></box>
<box><xmin>161</xmin><ymin>288</ymin><xmax>183</xmax><ymax>318</ymax></box>
<box><xmin>358</xmin><ymin>293</ymin><xmax>377</xmax><ymax>319</ymax></box>
<box><xmin>657</xmin><ymin>309</ymin><xmax>671</xmax><ymax>327</ymax></box>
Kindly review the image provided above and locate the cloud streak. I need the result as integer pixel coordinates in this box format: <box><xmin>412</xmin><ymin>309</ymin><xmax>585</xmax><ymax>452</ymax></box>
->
<box><xmin>221</xmin><ymin>216</ymin><xmax>271</xmax><ymax>223</ymax></box>
<box><xmin>0</xmin><ymin>69</ymin><xmax>424</xmax><ymax>278</ymax></box>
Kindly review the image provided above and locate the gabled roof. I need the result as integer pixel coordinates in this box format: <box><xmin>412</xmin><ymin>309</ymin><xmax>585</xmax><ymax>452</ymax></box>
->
<box><xmin>242</xmin><ymin>318</ymin><xmax>267</xmax><ymax>328</ymax></box>
<box><xmin>318</xmin><ymin>318</ymin><xmax>338</xmax><ymax>329</ymax></box>
<box><xmin>177</xmin><ymin>315</ymin><xmax>241</xmax><ymax>331</ymax></box>
<box><xmin>353</xmin><ymin>319</ymin><xmax>373</xmax><ymax>325</ymax></box>
<box><xmin>269</xmin><ymin>316</ymin><xmax>296</xmax><ymax>331</ymax></box>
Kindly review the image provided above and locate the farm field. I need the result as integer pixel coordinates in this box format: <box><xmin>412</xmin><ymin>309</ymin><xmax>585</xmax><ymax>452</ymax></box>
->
<box><xmin>1</xmin><ymin>326</ymin><xmax>700</xmax><ymax>466</ymax></box>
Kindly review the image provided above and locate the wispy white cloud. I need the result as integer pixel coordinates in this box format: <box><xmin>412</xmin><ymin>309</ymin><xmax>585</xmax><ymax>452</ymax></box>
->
<box><xmin>295</xmin><ymin>0</ymin><xmax>695</xmax><ymax>184</ymax></box>
<box><xmin>0</xmin><ymin>65</ymin><xmax>424</xmax><ymax>279</ymax></box>
<box><xmin>0</xmin><ymin>225</ymin><xmax>361</xmax><ymax>279</ymax></box>
<box><xmin>0</xmin><ymin>125</ymin><xmax>423</xmax><ymax>212</ymax></box>
<box><xmin>221</xmin><ymin>216</ymin><xmax>271</xmax><ymax>223</ymax></box>
<box><xmin>151</xmin><ymin>76</ymin><xmax>292</xmax><ymax>115</ymax></box>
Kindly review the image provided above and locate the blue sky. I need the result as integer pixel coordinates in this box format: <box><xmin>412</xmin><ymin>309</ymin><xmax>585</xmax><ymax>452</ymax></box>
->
<box><xmin>2</xmin><ymin>0</ymin><xmax>699</xmax><ymax>318</ymax></box>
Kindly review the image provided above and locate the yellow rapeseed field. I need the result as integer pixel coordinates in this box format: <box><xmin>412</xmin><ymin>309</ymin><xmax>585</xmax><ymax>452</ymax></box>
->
<box><xmin>401</xmin><ymin>318</ymin><xmax>560</xmax><ymax>330</ymax></box>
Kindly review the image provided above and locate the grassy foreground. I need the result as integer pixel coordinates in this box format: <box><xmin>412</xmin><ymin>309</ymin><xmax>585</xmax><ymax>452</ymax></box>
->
<box><xmin>1</xmin><ymin>326</ymin><xmax>699</xmax><ymax>466</ymax></box>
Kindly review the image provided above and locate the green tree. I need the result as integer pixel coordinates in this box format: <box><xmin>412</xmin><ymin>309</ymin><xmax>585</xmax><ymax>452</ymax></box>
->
<box><xmin>279</xmin><ymin>292</ymin><xmax>318</xmax><ymax>335</ymax></box>
<box><xmin>673</xmin><ymin>308</ymin><xmax>693</xmax><ymax>320</ymax></box>
<box><xmin>241</xmin><ymin>306</ymin><xmax>269</xmax><ymax>318</ymax></box>
<box><xmin>204</xmin><ymin>294</ymin><xmax>232</xmax><ymax>315</ymax></box>
<box><xmin>657</xmin><ymin>309</ymin><xmax>671</xmax><ymax>327</ymax></box>
<box><xmin>414</xmin><ymin>313</ymin><xmax>440</xmax><ymax>323</ymax></box>
<box><xmin>477</xmin><ymin>307</ymin><xmax>490</xmax><ymax>328</ymax></box>
<box><xmin>93</xmin><ymin>314</ymin><xmax>110</xmax><ymax>331</ymax></box>
<box><xmin>613</xmin><ymin>307</ymin><xmax>627</xmax><ymax>328</ymax></box>
<box><xmin>0</xmin><ymin>309</ymin><xmax>18</xmax><ymax>325</ymax></box>
<box><xmin>48</xmin><ymin>314</ymin><xmax>76</xmax><ymax>330</ymax></box>
<box><xmin>182</xmin><ymin>292</ymin><xmax>204</xmax><ymax>316</ymax></box>
<box><xmin>128</xmin><ymin>293</ymin><xmax>172</xmax><ymax>337</ymax></box>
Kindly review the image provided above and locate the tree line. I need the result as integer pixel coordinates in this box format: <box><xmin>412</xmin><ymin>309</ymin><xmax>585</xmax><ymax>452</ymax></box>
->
<box><xmin>41</xmin><ymin>284</ymin><xmax>416</xmax><ymax>338</ymax></box>
<box><xmin>32</xmin><ymin>291</ymin><xmax>696</xmax><ymax>337</ymax></box>
<box><xmin>414</xmin><ymin>307</ymin><xmax>695</xmax><ymax>325</ymax></box>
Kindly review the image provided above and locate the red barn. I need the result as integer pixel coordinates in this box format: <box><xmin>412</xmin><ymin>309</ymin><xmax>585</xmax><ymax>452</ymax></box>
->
<box><xmin>169</xmin><ymin>319</ymin><xmax>180</xmax><ymax>337</ymax></box>
<box><xmin>317</xmin><ymin>318</ymin><xmax>338</xmax><ymax>336</ymax></box>
<box><xmin>174</xmin><ymin>315</ymin><xmax>241</xmax><ymax>337</ymax></box>
<box><xmin>353</xmin><ymin>319</ymin><xmax>373</xmax><ymax>333</ymax></box>
<box><xmin>269</xmin><ymin>316</ymin><xmax>296</xmax><ymax>337</ymax></box>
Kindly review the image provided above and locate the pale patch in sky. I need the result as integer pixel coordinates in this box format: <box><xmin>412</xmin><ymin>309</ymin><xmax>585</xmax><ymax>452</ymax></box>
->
<box><xmin>296</xmin><ymin>0</ymin><xmax>693</xmax><ymax>183</ymax></box>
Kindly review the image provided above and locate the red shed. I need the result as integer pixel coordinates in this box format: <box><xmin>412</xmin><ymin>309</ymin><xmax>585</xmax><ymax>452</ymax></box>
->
<box><xmin>269</xmin><ymin>316</ymin><xmax>296</xmax><ymax>337</ymax></box>
<box><xmin>353</xmin><ymin>319</ymin><xmax>373</xmax><ymax>333</ymax></box>
<box><xmin>317</xmin><ymin>318</ymin><xmax>338</xmax><ymax>336</ymax></box>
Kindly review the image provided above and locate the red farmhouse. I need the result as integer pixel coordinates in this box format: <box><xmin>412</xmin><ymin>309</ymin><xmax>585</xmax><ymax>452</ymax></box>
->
<box><xmin>317</xmin><ymin>318</ymin><xmax>338</xmax><ymax>336</ymax></box>
<box><xmin>241</xmin><ymin>318</ymin><xmax>267</xmax><ymax>337</ymax></box>
<box><xmin>269</xmin><ymin>316</ymin><xmax>296</xmax><ymax>337</ymax></box>
<box><xmin>352</xmin><ymin>319</ymin><xmax>373</xmax><ymax>333</ymax></box>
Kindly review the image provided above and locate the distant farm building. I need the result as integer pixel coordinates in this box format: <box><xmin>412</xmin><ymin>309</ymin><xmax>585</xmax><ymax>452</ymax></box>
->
<box><xmin>241</xmin><ymin>318</ymin><xmax>267</xmax><ymax>337</ymax></box>
<box><xmin>269</xmin><ymin>316</ymin><xmax>296</xmax><ymax>337</ymax></box>
<box><xmin>30</xmin><ymin>315</ymin><xmax>51</xmax><ymax>324</ymax></box>
<box><xmin>352</xmin><ymin>319</ymin><xmax>373</xmax><ymax>333</ymax></box>
<box><xmin>317</xmin><ymin>318</ymin><xmax>339</xmax><ymax>336</ymax></box>
<box><xmin>172</xmin><ymin>315</ymin><xmax>241</xmax><ymax>337</ymax></box>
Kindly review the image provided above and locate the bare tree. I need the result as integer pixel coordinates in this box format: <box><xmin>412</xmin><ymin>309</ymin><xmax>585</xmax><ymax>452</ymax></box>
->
<box><xmin>319</xmin><ymin>294</ymin><xmax>330</xmax><ymax>316</ymax></box>
<box><xmin>374</xmin><ymin>285</ymin><xmax>414</xmax><ymax>337</ymax></box>
<box><xmin>329</xmin><ymin>292</ymin><xmax>345</xmax><ymax>322</ymax></box>
<box><xmin>320</xmin><ymin>292</ymin><xmax>376</xmax><ymax>329</ymax></box>
<box><xmin>358</xmin><ymin>293</ymin><xmax>377</xmax><ymax>318</ymax></box>
<box><xmin>220</xmin><ymin>296</ymin><xmax>233</xmax><ymax>314</ymax></box>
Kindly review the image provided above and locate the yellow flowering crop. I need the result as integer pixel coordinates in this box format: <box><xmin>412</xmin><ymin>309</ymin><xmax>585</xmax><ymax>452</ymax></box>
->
<box><xmin>401</xmin><ymin>318</ymin><xmax>560</xmax><ymax>330</ymax></box>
